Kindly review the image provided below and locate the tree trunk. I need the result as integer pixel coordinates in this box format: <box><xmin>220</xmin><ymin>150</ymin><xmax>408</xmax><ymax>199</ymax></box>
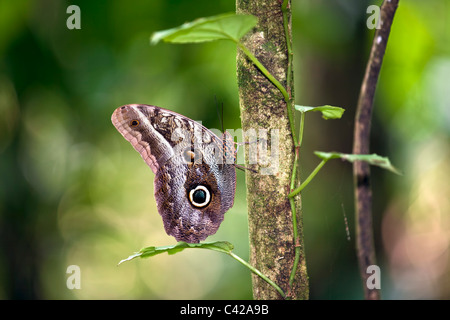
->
<box><xmin>236</xmin><ymin>0</ymin><xmax>308</xmax><ymax>299</ymax></box>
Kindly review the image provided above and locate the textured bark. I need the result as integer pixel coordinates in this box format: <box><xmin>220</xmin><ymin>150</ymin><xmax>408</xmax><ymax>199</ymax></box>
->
<box><xmin>236</xmin><ymin>0</ymin><xmax>308</xmax><ymax>300</ymax></box>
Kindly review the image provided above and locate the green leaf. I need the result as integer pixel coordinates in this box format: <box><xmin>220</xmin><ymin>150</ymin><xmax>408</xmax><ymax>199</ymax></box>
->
<box><xmin>151</xmin><ymin>13</ymin><xmax>258</xmax><ymax>44</ymax></box>
<box><xmin>118</xmin><ymin>241</ymin><xmax>234</xmax><ymax>265</ymax></box>
<box><xmin>295</xmin><ymin>105</ymin><xmax>345</xmax><ymax>119</ymax></box>
<box><xmin>314</xmin><ymin>151</ymin><xmax>401</xmax><ymax>174</ymax></box>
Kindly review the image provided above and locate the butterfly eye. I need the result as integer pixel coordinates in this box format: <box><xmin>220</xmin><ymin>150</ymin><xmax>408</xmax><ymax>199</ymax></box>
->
<box><xmin>188</xmin><ymin>185</ymin><xmax>211</xmax><ymax>208</ymax></box>
<box><xmin>130</xmin><ymin>120</ymin><xmax>139</xmax><ymax>127</ymax></box>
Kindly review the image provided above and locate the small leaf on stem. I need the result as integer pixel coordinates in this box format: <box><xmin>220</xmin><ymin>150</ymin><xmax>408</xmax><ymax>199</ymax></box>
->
<box><xmin>295</xmin><ymin>105</ymin><xmax>345</xmax><ymax>120</ymax></box>
<box><xmin>314</xmin><ymin>151</ymin><xmax>401</xmax><ymax>175</ymax></box>
<box><xmin>151</xmin><ymin>13</ymin><xmax>258</xmax><ymax>44</ymax></box>
<box><xmin>118</xmin><ymin>241</ymin><xmax>234</xmax><ymax>265</ymax></box>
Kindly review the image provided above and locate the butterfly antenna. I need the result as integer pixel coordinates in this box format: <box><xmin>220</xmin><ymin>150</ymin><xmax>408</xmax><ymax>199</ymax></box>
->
<box><xmin>235</xmin><ymin>164</ymin><xmax>257</xmax><ymax>173</ymax></box>
<box><xmin>221</xmin><ymin>102</ymin><xmax>224</xmax><ymax>133</ymax></box>
<box><xmin>215</xmin><ymin>96</ymin><xmax>225</xmax><ymax>133</ymax></box>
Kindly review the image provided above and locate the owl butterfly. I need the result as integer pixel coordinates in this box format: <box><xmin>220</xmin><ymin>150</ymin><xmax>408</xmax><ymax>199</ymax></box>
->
<box><xmin>111</xmin><ymin>104</ymin><xmax>236</xmax><ymax>243</ymax></box>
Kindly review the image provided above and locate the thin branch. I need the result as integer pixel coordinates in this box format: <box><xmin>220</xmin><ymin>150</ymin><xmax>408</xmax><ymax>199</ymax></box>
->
<box><xmin>353</xmin><ymin>0</ymin><xmax>399</xmax><ymax>300</ymax></box>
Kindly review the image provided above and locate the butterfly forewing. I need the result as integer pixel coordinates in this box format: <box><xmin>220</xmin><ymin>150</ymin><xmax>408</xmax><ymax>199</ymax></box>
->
<box><xmin>112</xmin><ymin>104</ymin><xmax>236</xmax><ymax>243</ymax></box>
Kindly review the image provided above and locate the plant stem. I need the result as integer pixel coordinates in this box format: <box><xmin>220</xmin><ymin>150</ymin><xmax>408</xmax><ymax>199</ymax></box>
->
<box><xmin>289</xmin><ymin>147</ymin><xmax>299</xmax><ymax>190</ymax></box>
<box><xmin>236</xmin><ymin>42</ymin><xmax>289</xmax><ymax>102</ymax></box>
<box><xmin>227</xmin><ymin>251</ymin><xmax>286</xmax><ymax>299</ymax></box>
<box><xmin>236</xmin><ymin>41</ymin><xmax>298</xmax><ymax>147</ymax></box>
<box><xmin>298</xmin><ymin>112</ymin><xmax>305</xmax><ymax>147</ymax></box>
<box><xmin>287</xmin><ymin>145</ymin><xmax>299</xmax><ymax>288</ymax></box>
<box><xmin>288</xmin><ymin>197</ymin><xmax>300</xmax><ymax>289</ymax></box>
<box><xmin>281</xmin><ymin>0</ymin><xmax>293</xmax><ymax>95</ymax></box>
<box><xmin>289</xmin><ymin>159</ymin><xmax>327</xmax><ymax>198</ymax></box>
<box><xmin>281</xmin><ymin>0</ymin><xmax>302</xmax><ymax>292</ymax></box>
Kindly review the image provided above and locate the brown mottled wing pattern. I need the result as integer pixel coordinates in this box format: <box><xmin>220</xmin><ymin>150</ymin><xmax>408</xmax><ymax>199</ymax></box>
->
<box><xmin>111</xmin><ymin>104</ymin><xmax>236</xmax><ymax>243</ymax></box>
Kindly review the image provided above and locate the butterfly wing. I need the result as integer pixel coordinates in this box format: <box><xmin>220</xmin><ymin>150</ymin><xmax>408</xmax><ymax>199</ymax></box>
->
<box><xmin>112</xmin><ymin>104</ymin><xmax>236</xmax><ymax>243</ymax></box>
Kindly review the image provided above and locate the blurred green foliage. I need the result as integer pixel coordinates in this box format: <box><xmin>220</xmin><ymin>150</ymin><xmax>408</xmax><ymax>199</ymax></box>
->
<box><xmin>0</xmin><ymin>0</ymin><xmax>449</xmax><ymax>299</ymax></box>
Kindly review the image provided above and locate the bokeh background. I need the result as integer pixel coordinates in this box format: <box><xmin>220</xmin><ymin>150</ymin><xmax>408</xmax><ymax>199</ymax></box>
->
<box><xmin>0</xmin><ymin>0</ymin><xmax>448</xmax><ymax>299</ymax></box>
